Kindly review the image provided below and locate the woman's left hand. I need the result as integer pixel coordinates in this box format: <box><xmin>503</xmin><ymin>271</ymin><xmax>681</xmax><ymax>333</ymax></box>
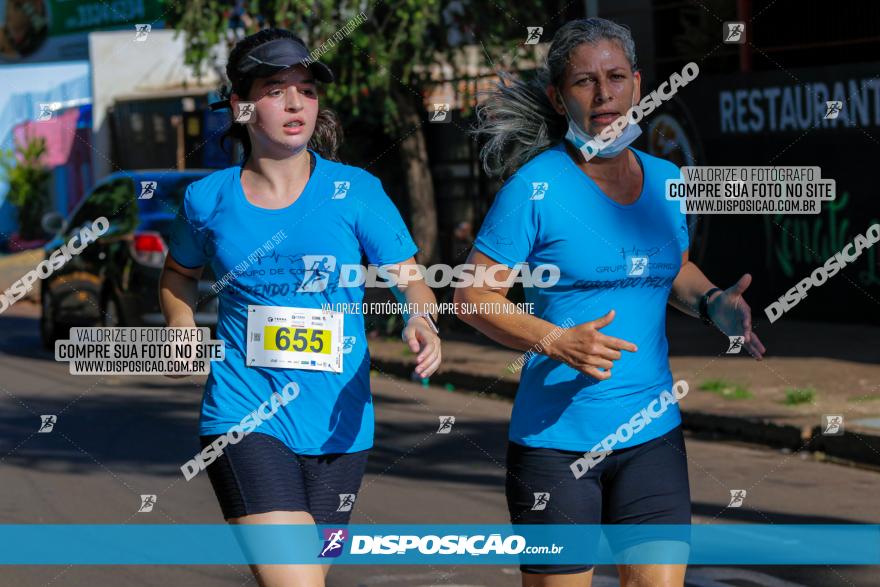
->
<box><xmin>402</xmin><ymin>318</ymin><xmax>442</xmax><ymax>379</ymax></box>
<box><xmin>708</xmin><ymin>273</ymin><xmax>767</xmax><ymax>360</ymax></box>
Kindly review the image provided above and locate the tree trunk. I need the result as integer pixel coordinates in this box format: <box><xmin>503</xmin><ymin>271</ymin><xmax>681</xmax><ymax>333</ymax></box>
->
<box><xmin>395</xmin><ymin>89</ymin><xmax>439</xmax><ymax>265</ymax></box>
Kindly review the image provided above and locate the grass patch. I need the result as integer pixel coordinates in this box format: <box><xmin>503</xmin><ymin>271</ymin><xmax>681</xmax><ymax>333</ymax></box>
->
<box><xmin>698</xmin><ymin>379</ymin><xmax>752</xmax><ymax>400</ymax></box>
<box><xmin>782</xmin><ymin>387</ymin><xmax>816</xmax><ymax>405</ymax></box>
<box><xmin>849</xmin><ymin>394</ymin><xmax>880</xmax><ymax>402</ymax></box>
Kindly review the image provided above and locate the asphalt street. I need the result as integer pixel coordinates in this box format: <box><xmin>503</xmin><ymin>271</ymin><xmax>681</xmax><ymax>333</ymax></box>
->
<box><xmin>0</xmin><ymin>304</ymin><xmax>878</xmax><ymax>586</ymax></box>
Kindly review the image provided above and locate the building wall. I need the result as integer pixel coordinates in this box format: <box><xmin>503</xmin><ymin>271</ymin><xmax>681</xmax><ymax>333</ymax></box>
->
<box><xmin>88</xmin><ymin>29</ymin><xmax>224</xmax><ymax>181</ymax></box>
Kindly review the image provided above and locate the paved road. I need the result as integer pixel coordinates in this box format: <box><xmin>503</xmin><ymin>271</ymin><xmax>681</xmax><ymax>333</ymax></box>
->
<box><xmin>0</xmin><ymin>304</ymin><xmax>877</xmax><ymax>586</ymax></box>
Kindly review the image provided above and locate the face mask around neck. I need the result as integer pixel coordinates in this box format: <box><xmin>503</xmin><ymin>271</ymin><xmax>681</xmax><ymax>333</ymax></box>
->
<box><xmin>560</xmin><ymin>92</ymin><xmax>643</xmax><ymax>159</ymax></box>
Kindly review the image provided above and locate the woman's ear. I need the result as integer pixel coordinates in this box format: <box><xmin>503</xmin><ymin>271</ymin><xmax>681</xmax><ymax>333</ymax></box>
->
<box><xmin>546</xmin><ymin>85</ymin><xmax>567</xmax><ymax>116</ymax></box>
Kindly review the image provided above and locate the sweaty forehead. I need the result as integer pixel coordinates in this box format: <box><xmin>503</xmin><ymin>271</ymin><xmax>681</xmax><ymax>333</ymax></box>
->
<box><xmin>567</xmin><ymin>40</ymin><xmax>630</xmax><ymax>73</ymax></box>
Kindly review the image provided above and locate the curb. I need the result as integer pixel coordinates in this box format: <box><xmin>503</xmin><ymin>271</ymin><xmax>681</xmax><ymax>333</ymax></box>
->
<box><xmin>370</xmin><ymin>356</ymin><xmax>880</xmax><ymax>469</ymax></box>
<box><xmin>0</xmin><ymin>250</ymin><xmax>44</xmax><ymax>304</ymax></box>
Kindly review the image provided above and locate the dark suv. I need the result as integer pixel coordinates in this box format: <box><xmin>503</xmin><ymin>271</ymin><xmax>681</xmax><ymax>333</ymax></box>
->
<box><xmin>39</xmin><ymin>170</ymin><xmax>218</xmax><ymax>348</ymax></box>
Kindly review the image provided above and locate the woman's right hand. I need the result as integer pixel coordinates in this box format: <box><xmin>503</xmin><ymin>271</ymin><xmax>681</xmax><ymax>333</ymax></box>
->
<box><xmin>545</xmin><ymin>310</ymin><xmax>637</xmax><ymax>381</ymax></box>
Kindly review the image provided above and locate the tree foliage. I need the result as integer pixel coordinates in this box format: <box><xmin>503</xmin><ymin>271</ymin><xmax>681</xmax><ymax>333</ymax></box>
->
<box><xmin>165</xmin><ymin>0</ymin><xmax>556</xmax><ymax>131</ymax></box>
<box><xmin>0</xmin><ymin>135</ymin><xmax>51</xmax><ymax>240</ymax></box>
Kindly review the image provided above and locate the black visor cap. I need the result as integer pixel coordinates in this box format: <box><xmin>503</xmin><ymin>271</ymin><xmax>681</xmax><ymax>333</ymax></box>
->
<box><xmin>233</xmin><ymin>37</ymin><xmax>334</xmax><ymax>83</ymax></box>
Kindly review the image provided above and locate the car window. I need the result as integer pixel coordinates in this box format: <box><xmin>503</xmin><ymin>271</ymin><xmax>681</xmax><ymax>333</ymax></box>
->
<box><xmin>69</xmin><ymin>177</ymin><xmax>139</xmax><ymax>236</ymax></box>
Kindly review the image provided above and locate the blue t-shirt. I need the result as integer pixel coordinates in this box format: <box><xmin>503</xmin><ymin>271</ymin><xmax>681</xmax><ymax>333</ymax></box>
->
<box><xmin>169</xmin><ymin>150</ymin><xmax>418</xmax><ymax>455</ymax></box>
<box><xmin>474</xmin><ymin>142</ymin><xmax>689</xmax><ymax>452</ymax></box>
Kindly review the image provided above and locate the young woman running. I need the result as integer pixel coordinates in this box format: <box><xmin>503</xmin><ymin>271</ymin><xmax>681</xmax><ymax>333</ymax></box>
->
<box><xmin>160</xmin><ymin>28</ymin><xmax>441</xmax><ymax>587</ymax></box>
<box><xmin>457</xmin><ymin>17</ymin><xmax>765</xmax><ymax>587</ymax></box>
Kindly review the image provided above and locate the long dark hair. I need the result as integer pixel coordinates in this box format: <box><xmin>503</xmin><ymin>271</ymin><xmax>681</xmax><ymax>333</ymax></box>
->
<box><xmin>219</xmin><ymin>28</ymin><xmax>343</xmax><ymax>163</ymax></box>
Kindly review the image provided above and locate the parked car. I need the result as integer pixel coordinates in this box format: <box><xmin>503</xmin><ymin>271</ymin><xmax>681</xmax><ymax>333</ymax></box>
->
<box><xmin>39</xmin><ymin>170</ymin><xmax>218</xmax><ymax>349</ymax></box>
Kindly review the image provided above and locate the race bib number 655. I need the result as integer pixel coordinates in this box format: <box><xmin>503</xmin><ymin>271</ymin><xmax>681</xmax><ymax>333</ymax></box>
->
<box><xmin>264</xmin><ymin>326</ymin><xmax>331</xmax><ymax>354</ymax></box>
<box><xmin>246</xmin><ymin>305</ymin><xmax>343</xmax><ymax>372</ymax></box>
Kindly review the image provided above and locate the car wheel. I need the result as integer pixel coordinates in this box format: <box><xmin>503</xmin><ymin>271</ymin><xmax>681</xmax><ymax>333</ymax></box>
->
<box><xmin>102</xmin><ymin>294</ymin><xmax>124</xmax><ymax>327</ymax></box>
<box><xmin>39</xmin><ymin>289</ymin><xmax>59</xmax><ymax>351</ymax></box>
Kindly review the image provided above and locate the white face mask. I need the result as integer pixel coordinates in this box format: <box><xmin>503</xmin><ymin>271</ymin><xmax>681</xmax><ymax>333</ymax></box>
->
<box><xmin>560</xmin><ymin>90</ymin><xmax>642</xmax><ymax>159</ymax></box>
